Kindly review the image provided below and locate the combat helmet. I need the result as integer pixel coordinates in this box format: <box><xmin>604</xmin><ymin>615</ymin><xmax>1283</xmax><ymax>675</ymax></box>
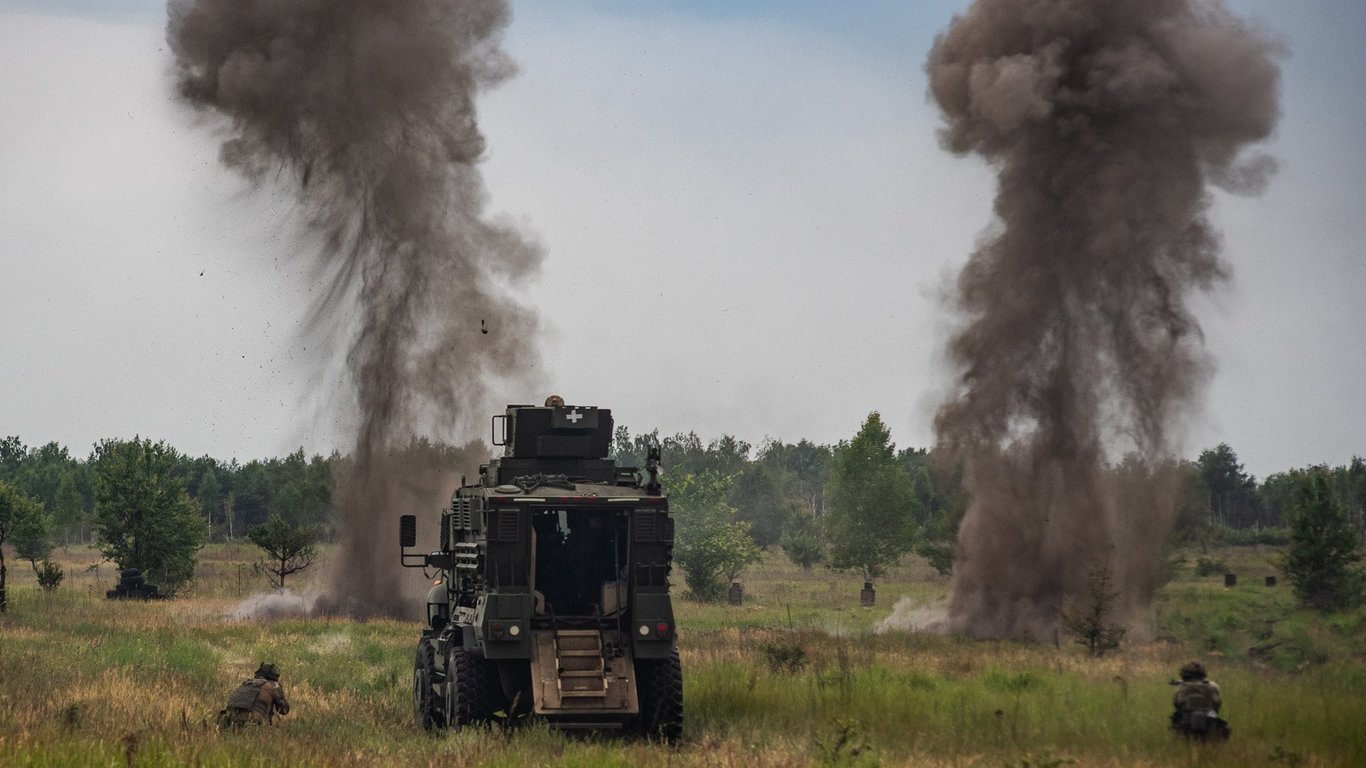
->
<box><xmin>1179</xmin><ymin>660</ymin><xmax>1206</xmax><ymax>681</ymax></box>
<box><xmin>255</xmin><ymin>662</ymin><xmax>281</xmax><ymax>682</ymax></box>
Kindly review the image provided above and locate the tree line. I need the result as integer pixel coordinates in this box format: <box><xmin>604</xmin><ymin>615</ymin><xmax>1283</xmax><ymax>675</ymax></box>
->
<box><xmin>0</xmin><ymin>436</ymin><xmax>335</xmax><ymax>546</ymax></box>
<box><xmin>1</xmin><ymin>424</ymin><xmax>1361</xmax><ymax>610</ymax></box>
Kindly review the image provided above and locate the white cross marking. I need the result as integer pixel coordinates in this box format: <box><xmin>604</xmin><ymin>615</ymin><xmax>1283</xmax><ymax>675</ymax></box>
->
<box><xmin>566</xmin><ymin>408</ymin><xmax>584</xmax><ymax>424</ymax></box>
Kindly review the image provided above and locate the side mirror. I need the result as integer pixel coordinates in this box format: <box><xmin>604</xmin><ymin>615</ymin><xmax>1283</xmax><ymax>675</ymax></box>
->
<box><xmin>399</xmin><ymin>515</ymin><xmax>417</xmax><ymax>548</ymax></box>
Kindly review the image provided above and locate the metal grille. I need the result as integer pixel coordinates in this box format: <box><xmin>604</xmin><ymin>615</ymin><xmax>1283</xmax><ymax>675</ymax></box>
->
<box><xmin>494</xmin><ymin>509</ymin><xmax>522</xmax><ymax>542</ymax></box>
<box><xmin>451</xmin><ymin>498</ymin><xmax>473</xmax><ymax>531</ymax></box>
<box><xmin>633</xmin><ymin>512</ymin><xmax>656</xmax><ymax>542</ymax></box>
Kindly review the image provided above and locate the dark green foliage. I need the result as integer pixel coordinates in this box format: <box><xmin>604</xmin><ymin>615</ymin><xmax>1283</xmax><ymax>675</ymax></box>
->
<box><xmin>670</xmin><ymin>470</ymin><xmax>761</xmax><ymax>601</ymax></box>
<box><xmin>249</xmin><ymin>514</ymin><xmax>322</xmax><ymax>590</ymax></box>
<box><xmin>91</xmin><ymin>437</ymin><xmax>208</xmax><ymax>595</ymax></box>
<box><xmin>781</xmin><ymin>510</ymin><xmax>825</xmax><ymax>570</ymax></box>
<box><xmin>619</xmin><ymin>429</ymin><xmax>752</xmax><ymax>478</ymax></box>
<box><xmin>915</xmin><ymin>541</ymin><xmax>955</xmax><ymax>577</ymax></box>
<box><xmin>1193</xmin><ymin>556</ymin><xmax>1227</xmax><ymax>577</ymax></box>
<box><xmin>727</xmin><ymin>464</ymin><xmax>793</xmax><ymax>549</ymax></box>
<box><xmin>0</xmin><ymin>436</ymin><xmax>24</xmax><ymax>483</ymax></box>
<box><xmin>51</xmin><ymin>471</ymin><xmax>86</xmax><ymax>545</ymax></box>
<box><xmin>0</xmin><ymin>480</ymin><xmax>45</xmax><ymax>612</ymax></box>
<box><xmin>0</xmin><ymin>438</ymin><xmax>92</xmax><ymax>545</ymax></box>
<box><xmin>1058</xmin><ymin>562</ymin><xmax>1126</xmax><ymax>657</ymax></box>
<box><xmin>11</xmin><ymin>495</ymin><xmax>54</xmax><ymax>569</ymax></box>
<box><xmin>35</xmin><ymin>559</ymin><xmax>64</xmax><ymax>591</ymax></box>
<box><xmin>759</xmin><ymin>632</ymin><xmax>808</xmax><ymax>674</ymax></box>
<box><xmin>617</xmin><ymin>428</ymin><xmax>838</xmax><ymax>561</ymax></box>
<box><xmin>757</xmin><ymin>438</ymin><xmax>834</xmax><ymax>519</ymax></box>
<box><xmin>814</xmin><ymin>718</ymin><xmax>879</xmax><ymax>768</ymax></box>
<box><xmin>823</xmin><ymin>413</ymin><xmax>914</xmax><ymax>581</ymax></box>
<box><xmin>901</xmin><ymin>447</ymin><xmax>965</xmax><ymax>576</ymax></box>
<box><xmin>1282</xmin><ymin>469</ymin><xmax>1365</xmax><ymax>612</ymax></box>
<box><xmin>1197</xmin><ymin>443</ymin><xmax>1268</xmax><ymax>528</ymax></box>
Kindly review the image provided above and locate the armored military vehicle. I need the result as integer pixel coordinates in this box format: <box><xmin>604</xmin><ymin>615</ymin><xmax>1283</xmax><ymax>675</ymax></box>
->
<box><xmin>399</xmin><ymin>401</ymin><xmax>681</xmax><ymax>740</ymax></box>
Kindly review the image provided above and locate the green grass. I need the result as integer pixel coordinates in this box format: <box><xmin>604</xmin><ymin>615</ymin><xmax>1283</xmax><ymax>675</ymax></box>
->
<box><xmin>1</xmin><ymin>543</ymin><xmax>1363</xmax><ymax>766</ymax></box>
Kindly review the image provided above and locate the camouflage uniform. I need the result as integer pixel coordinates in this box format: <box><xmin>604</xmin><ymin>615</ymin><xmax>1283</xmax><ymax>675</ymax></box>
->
<box><xmin>1170</xmin><ymin>661</ymin><xmax>1229</xmax><ymax>740</ymax></box>
<box><xmin>220</xmin><ymin>663</ymin><xmax>291</xmax><ymax>728</ymax></box>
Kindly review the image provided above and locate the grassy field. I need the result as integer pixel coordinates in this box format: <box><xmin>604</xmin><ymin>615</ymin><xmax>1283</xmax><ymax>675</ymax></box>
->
<box><xmin>2</xmin><ymin>543</ymin><xmax>1363</xmax><ymax>767</ymax></box>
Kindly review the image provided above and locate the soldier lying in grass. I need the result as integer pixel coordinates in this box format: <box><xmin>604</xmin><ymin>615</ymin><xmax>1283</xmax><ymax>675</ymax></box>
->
<box><xmin>218</xmin><ymin>663</ymin><xmax>291</xmax><ymax>728</ymax></box>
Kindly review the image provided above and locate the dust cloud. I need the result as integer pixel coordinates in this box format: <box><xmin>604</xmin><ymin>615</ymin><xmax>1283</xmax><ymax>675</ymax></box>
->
<box><xmin>228</xmin><ymin>588</ymin><xmax>317</xmax><ymax>621</ymax></box>
<box><xmin>927</xmin><ymin>0</ymin><xmax>1282</xmax><ymax>638</ymax></box>
<box><xmin>167</xmin><ymin>1</ymin><xmax>541</xmax><ymax>617</ymax></box>
<box><xmin>875</xmin><ymin>597</ymin><xmax>948</xmax><ymax>635</ymax></box>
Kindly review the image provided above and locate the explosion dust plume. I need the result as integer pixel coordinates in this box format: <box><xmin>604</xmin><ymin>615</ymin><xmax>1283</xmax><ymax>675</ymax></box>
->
<box><xmin>928</xmin><ymin>0</ymin><xmax>1281</xmax><ymax>638</ymax></box>
<box><xmin>167</xmin><ymin>0</ymin><xmax>541</xmax><ymax>617</ymax></box>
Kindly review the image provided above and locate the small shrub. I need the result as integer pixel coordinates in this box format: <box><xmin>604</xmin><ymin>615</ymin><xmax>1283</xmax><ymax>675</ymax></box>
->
<box><xmin>36</xmin><ymin>559</ymin><xmax>64</xmax><ymax>591</ymax></box>
<box><xmin>1194</xmin><ymin>556</ymin><xmax>1228</xmax><ymax>577</ymax></box>
<box><xmin>781</xmin><ymin>524</ymin><xmax>825</xmax><ymax>571</ymax></box>
<box><xmin>760</xmin><ymin>636</ymin><xmax>808</xmax><ymax>674</ymax></box>
<box><xmin>815</xmin><ymin>718</ymin><xmax>880</xmax><ymax>768</ymax></box>
<box><xmin>1058</xmin><ymin>562</ymin><xmax>1126</xmax><ymax>657</ymax></box>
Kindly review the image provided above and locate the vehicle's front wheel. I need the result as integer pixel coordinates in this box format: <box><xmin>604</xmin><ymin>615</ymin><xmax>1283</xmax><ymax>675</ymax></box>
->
<box><xmin>443</xmin><ymin>645</ymin><xmax>491</xmax><ymax>728</ymax></box>
<box><xmin>413</xmin><ymin>639</ymin><xmax>443</xmax><ymax>730</ymax></box>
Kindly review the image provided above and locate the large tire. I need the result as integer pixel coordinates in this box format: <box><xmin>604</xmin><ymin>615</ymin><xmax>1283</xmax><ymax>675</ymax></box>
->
<box><xmin>443</xmin><ymin>645</ymin><xmax>492</xmax><ymax>728</ymax></box>
<box><xmin>413</xmin><ymin>639</ymin><xmax>443</xmax><ymax>730</ymax></box>
<box><xmin>635</xmin><ymin>649</ymin><xmax>684</xmax><ymax>743</ymax></box>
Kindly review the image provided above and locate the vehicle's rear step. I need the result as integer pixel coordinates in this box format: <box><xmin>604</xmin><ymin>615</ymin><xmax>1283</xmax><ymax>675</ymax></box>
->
<box><xmin>530</xmin><ymin>627</ymin><xmax>639</xmax><ymax>715</ymax></box>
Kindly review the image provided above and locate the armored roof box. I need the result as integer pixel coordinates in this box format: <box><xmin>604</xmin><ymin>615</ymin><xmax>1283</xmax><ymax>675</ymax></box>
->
<box><xmin>495</xmin><ymin>404</ymin><xmax>613</xmax><ymax>460</ymax></box>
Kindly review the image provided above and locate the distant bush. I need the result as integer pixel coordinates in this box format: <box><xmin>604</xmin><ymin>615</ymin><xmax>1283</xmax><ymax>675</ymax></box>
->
<box><xmin>781</xmin><ymin>519</ymin><xmax>825</xmax><ymax>571</ymax></box>
<box><xmin>814</xmin><ymin>718</ymin><xmax>879</xmax><ymax>768</ymax></box>
<box><xmin>1194</xmin><ymin>556</ymin><xmax>1228</xmax><ymax>577</ymax></box>
<box><xmin>35</xmin><ymin>560</ymin><xmax>64</xmax><ymax>591</ymax></box>
<box><xmin>760</xmin><ymin>636</ymin><xmax>808</xmax><ymax>674</ymax></box>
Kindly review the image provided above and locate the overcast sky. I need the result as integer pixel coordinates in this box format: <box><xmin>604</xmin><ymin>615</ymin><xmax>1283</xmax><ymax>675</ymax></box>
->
<box><xmin>1</xmin><ymin>1</ymin><xmax>1362</xmax><ymax>479</ymax></box>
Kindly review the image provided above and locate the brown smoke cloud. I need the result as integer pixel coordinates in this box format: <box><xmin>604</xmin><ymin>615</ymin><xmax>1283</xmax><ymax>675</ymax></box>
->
<box><xmin>167</xmin><ymin>0</ymin><xmax>541</xmax><ymax>617</ymax></box>
<box><xmin>927</xmin><ymin>0</ymin><xmax>1281</xmax><ymax>638</ymax></box>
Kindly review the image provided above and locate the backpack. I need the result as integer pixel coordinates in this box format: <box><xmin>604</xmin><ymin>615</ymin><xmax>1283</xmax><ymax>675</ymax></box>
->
<box><xmin>1176</xmin><ymin>683</ymin><xmax>1229</xmax><ymax>739</ymax></box>
<box><xmin>226</xmin><ymin>679</ymin><xmax>266</xmax><ymax>711</ymax></box>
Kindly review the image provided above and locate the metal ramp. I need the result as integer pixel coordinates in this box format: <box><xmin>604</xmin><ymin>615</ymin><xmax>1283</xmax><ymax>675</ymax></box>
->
<box><xmin>554</xmin><ymin>629</ymin><xmax>608</xmax><ymax>698</ymax></box>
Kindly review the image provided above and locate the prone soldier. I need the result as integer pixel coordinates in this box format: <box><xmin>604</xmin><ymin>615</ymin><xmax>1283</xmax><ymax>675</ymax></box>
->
<box><xmin>219</xmin><ymin>662</ymin><xmax>291</xmax><ymax>728</ymax></box>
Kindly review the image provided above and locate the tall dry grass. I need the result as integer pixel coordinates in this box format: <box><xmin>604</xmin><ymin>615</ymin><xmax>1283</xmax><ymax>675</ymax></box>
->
<box><xmin>1</xmin><ymin>544</ymin><xmax>1363</xmax><ymax>766</ymax></box>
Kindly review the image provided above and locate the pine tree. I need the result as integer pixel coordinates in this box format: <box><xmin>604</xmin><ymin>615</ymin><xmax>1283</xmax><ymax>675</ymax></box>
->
<box><xmin>249</xmin><ymin>514</ymin><xmax>321</xmax><ymax>590</ymax></box>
